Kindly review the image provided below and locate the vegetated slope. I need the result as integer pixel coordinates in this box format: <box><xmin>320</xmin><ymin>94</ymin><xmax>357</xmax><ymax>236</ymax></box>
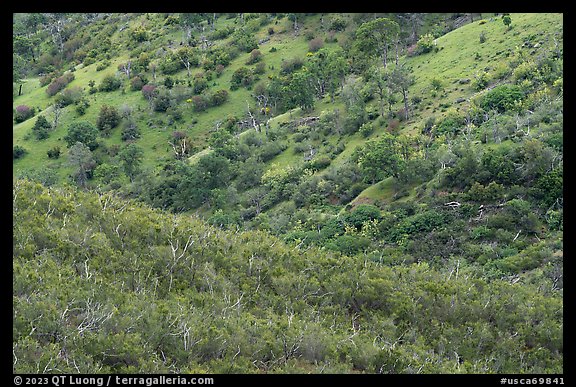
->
<box><xmin>13</xmin><ymin>179</ymin><xmax>562</xmax><ymax>373</ymax></box>
<box><xmin>12</xmin><ymin>12</ymin><xmax>563</xmax><ymax>374</ymax></box>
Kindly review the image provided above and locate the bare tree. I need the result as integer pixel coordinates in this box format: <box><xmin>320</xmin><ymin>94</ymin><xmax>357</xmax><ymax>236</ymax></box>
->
<box><xmin>119</xmin><ymin>60</ymin><xmax>132</xmax><ymax>79</ymax></box>
<box><xmin>51</xmin><ymin>102</ymin><xmax>64</xmax><ymax>130</ymax></box>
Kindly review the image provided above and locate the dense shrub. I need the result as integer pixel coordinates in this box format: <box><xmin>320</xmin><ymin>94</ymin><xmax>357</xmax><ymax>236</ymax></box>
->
<box><xmin>142</xmin><ymin>84</ymin><xmax>157</xmax><ymax>100</ymax></box>
<box><xmin>480</xmin><ymin>84</ymin><xmax>524</xmax><ymax>113</ymax></box>
<box><xmin>32</xmin><ymin>115</ymin><xmax>52</xmax><ymax>140</ymax></box>
<box><xmin>14</xmin><ymin>105</ymin><xmax>35</xmax><ymax>123</ymax></box>
<box><xmin>192</xmin><ymin>76</ymin><xmax>208</xmax><ymax>94</ymax></box>
<box><xmin>152</xmin><ymin>90</ymin><xmax>173</xmax><ymax>112</ymax></box>
<box><xmin>97</xmin><ymin>105</ymin><xmax>121</xmax><ymax>132</ymax></box>
<box><xmin>345</xmin><ymin>204</ymin><xmax>382</xmax><ymax>229</ymax></box>
<box><xmin>435</xmin><ymin>111</ymin><xmax>466</xmax><ymax>136</ymax></box>
<box><xmin>230</xmin><ymin>67</ymin><xmax>254</xmax><ymax>90</ymax></box>
<box><xmin>327</xmin><ymin>234</ymin><xmax>371</xmax><ymax>255</ymax></box>
<box><xmin>254</xmin><ymin>62</ymin><xmax>266</xmax><ymax>75</ymax></box>
<box><xmin>55</xmin><ymin>86</ymin><xmax>83</xmax><ymax>107</ymax></box>
<box><xmin>121</xmin><ymin>122</ymin><xmax>141</xmax><ymax>142</ymax></box>
<box><xmin>329</xmin><ymin>16</ymin><xmax>347</xmax><ymax>31</ymax></box>
<box><xmin>131</xmin><ymin>26</ymin><xmax>149</xmax><ymax>42</ymax></box>
<box><xmin>160</xmin><ymin>57</ymin><xmax>182</xmax><ymax>75</ymax></box>
<box><xmin>47</xmin><ymin>146</ymin><xmax>61</xmax><ymax>159</ymax></box>
<box><xmin>308</xmin><ymin>38</ymin><xmax>324</xmax><ymax>52</ymax></box>
<box><xmin>191</xmin><ymin>95</ymin><xmax>209</xmax><ymax>112</ymax></box>
<box><xmin>280</xmin><ymin>57</ymin><xmax>304</xmax><ymax>75</ymax></box>
<box><xmin>309</xmin><ymin>155</ymin><xmax>332</xmax><ymax>171</ymax></box>
<box><xmin>130</xmin><ymin>76</ymin><xmax>145</xmax><ymax>91</ymax></box>
<box><xmin>246</xmin><ymin>49</ymin><xmax>262</xmax><ymax>65</ymax></box>
<box><xmin>210</xmin><ymin>89</ymin><xmax>229</xmax><ymax>106</ymax></box>
<box><xmin>13</xmin><ymin>145</ymin><xmax>27</xmax><ymax>159</ymax></box>
<box><xmin>46</xmin><ymin>73</ymin><xmax>75</xmax><ymax>96</ymax></box>
<box><xmin>64</xmin><ymin>121</ymin><xmax>99</xmax><ymax>149</ymax></box>
<box><xmin>99</xmin><ymin>74</ymin><xmax>122</xmax><ymax>92</ymax></box>
<box><xmin>415</xmin><ymin>33</ymin><xmax>435</xmax><ymax>55</ymax></box>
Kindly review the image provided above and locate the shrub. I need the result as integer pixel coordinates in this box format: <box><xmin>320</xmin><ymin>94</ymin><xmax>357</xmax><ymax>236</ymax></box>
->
<box><xmin>430</xmin><ymin>78</ymin><xmax>443</xmax><ymax>92</ymax></box>
<box><xmin>192</xmin><ymin>77</ymin><xmax>208</xmax><ymax>94</ymax></box>
<box><xmin>210</xmin><ymin>89</ymin><xmax>229</xmax><ymax>106</ymax></box>
<box><xmin>191</xmin><ymin>95</ymin><xmax>209</xmax><ymax>112</ymax></box>
<box><xmin>359</xmin><ymin>122</ymin><xmax>374</xmax><ymax>137</ymax></box>
<box><xmin>415</xmin><ymin>33</ymin><xmax>435</xmax><ymax>54</ymax></box>
<box><xmin>153</xmin><ymin>90</ymin><xmax>172</xmax><ymax>112</ymax></box>
<box><xmin>75</xmin><ymin>98</ymin><xmax>90</xmax><ymax>115</ymax></box>
<box><xmin>466</xmin><ymin>181</ymin><xmax>505</xmax><ymax>202</ymax></box>
<box><xmin>55</xmin><ymin>86</ymin><xmax>83</xmax><ymax>106</ymax></box>
<box><xmin>258</xmin><ymin>142</ymin><xmax>285</xmax><ymax>162</ymax></box>
<box><xmin>246</xmin><ymin>49</ymin><xmax>262</xmax><ymax>65</ymax></box>
<box><xmin>329</xmin><ymin>16</ymin><xmax>347</xmax><ymax>31</ymax></box>
<box><xmin>47</xmin><ymin>146</ymin><xmax>61</xmax><ymax>159</ymax></box>
<box><xmin>95</xmin><ymin>61</ymin><xmax>110</xmax><ymax>71</ymax></box>
<box><xmin>308</xmin><ymin>37</ymin><xmax>324</xmax><ymax>52</ymax></box>
<box><xmin>131</xmin><ymin>26</ymin><xmax>149</xmax><ymax>42</ymax></box>
<box><xmin>387</xmin><ymin>119</ymin><xmax>400</xmax><ymax>133</ymax></box>
<box><xmin>230</xmin><ymin>67</ymin><xmax>254</xmax><ymax>90</ymax></box>
<box><xmin>142</xmin><ymin>84</ymin><xmax>157</xmax><ymax>100</ymax></box>
<box><xmin>99</xmin><ymin>74</ymin><xmax>122</xmax><ymax>92</ymax></box>
<box><xmin>32</xmin><ymin>115</ymin><xmax>52</xmax><ymax>140</ymax></box>
<box><xmin>472</xmin><ymin>71</ymin><xmax>490</xmax><ymax>91</ymax></box>
<box><xmin>130</xmin><ymin>76</ymin><xmax>145</xmax><ymax>91</ymax></box>
<box><xmin>97</xmin><ymin>105</ymin><xmax>121</xmax><ymax>132</ymax></box>
<box><xmin>310</xmin><ymin>155</ymin><xmax>332</xmax><ymax>171</ymax></box>
<box><xmin>328</xmin><ymin>234</ymin><xmax>370</xmax><ymax>255</ymax></box>
<box><xmin>121</xmin><ymin>122</ymin><xmax>141</xmax><ymax>141</ymax></box>
<box><xmin>160</xmin><ymin>57</ymin><xmax>182</xmax><ymax>75</ymax></box>
<box><xmin>280</xmin><ymin>57</ymin><xmax>304</xmax><ymax>75</ymax></box>
<box><xmin>479</xmin><ymin>31</ymin><xmax>487</xmax><ymax>43</ymax></box>
<box><xmin>14</xmin><ymin>105</ymin><xmax>35</xmax><ymax>123</ymax></box>
<box><xmin>215</xmin><ymin>64</ymin><xmax>225</xmax><ymax>77</ymax></box>
<box><xmin>39</xmin><ymin>72</ymin><xmax>55</xmax><ymax>87</ymax></box>
<box><xmin>64</xmin><ymin>121</ymin><xmax>99</xmax><ymax>149</ymax></box>
<box><xmin>345</xmin><ymin>204</ymin><xmax>382</xmax><ymax>229</ymax></box>
<box><xmin>435</xmin><ymin>111</ymin><xmax>465</xmax><ymax>136</ymax></box>
<box><xmin>13</xmin><ymin>145</ymin><xmax>27</xmax><ymax>159</ymax></box>
<box><xmin>254</xmin><ymin>61</ymin><xmax>266</xmax><ymax>75</ymax></box>
<box><xmin>45</xmin><ymin>72</ymin><xmax>75</xmax><ymax>97</ymax></box>
<box><xmin>480</xmin><ymin>84</ymin><xmax>524</xmax><ymax>113</ymax></box>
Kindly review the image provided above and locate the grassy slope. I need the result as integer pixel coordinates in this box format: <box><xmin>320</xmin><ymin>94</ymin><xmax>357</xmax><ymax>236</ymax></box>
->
<box><xmin>13</xmin><ymin>13</ymin><xmax>562</xmax><ymax>195</ymax></box>
<box><xmin>12</xmin><ymin>13</ymin><xmax>326</xmax><ymax>180</ymax></box>
<box><xmin>405</xmin><ymin>13</ymin><xmax>562</xmax><ymax>132</ymax></box>
<box><xmin>352</xmin><ymin>12</ymin><xmax>563</xmax><ymax>204</ymax></box>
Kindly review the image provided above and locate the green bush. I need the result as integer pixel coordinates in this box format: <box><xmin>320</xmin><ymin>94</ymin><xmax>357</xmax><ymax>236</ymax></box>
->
<box><xmin>99</xmin><ymin>74</ymin><xmax>122</xmax><ymax>92</ymax></box>
<box><xmin>46</xmin><ymin>146</ymin><xmax>61</xmax><ymax>159</ymax></box>
<box><xmin>64</xmin><ymin>121</ymin><xmax>99</xmax><ymax>149</ymax></box>
<box><xmin>416</xmin><ymin>33</ymin><xmax>435</xmax><ymax>54</ymax></box>
<box><xmin>359</xmin><ymin>122</ymin><xmax>374</xmax><ymax>137</ymax></box>
<box><xmin>309</xmin><ymin>155</ymin><xmax>332</xmax><ymax>171</ymax></box>
<box><xmin>480</xmin><ymin>84</ymin><xmax>524</xmax><ymax>113</ymax></box>
<box><xmin>349</xmin><ymin>203</ymin><xmax>382</xmax><ymax>224</ymax></box>
<box><xmin>329</xmin><ymin>16</ymin><xmax>347</xmax><ymax>31</ymax></box>
<box><xmin>32</xmin><ymin>115</ymin><xmax>52</xmax><ymax>140</ymax></box>
<box><xmin>96</xmin><ymin>105</ymin><xmax>121</xmax><ymax>132</ymax></box>
<box><xmin>327</xmin><ymin>234</ymin><xmax>371</xmax><ymax>255</ymax></box>
<box><xmin>13</xmin><ymin>145</ymin><xmax>27</xmax><ymax>159</ymax></box>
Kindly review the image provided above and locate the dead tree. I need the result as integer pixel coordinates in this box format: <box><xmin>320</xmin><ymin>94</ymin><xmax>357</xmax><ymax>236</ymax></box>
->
<box><xmin>246</xmin><ymin>100</ymin><xmax>261</xmax><ymax>132</ymax></box>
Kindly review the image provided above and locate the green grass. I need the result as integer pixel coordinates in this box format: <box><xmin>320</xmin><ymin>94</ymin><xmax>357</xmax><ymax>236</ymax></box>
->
<box><xmin>402</xmin><ymin>13</ymin><xmax>563</xmax><ymax>134</ymax></box>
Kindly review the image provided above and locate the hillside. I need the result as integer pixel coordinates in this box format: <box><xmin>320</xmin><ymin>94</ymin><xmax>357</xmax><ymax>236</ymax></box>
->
<box><xmin>13</xmin><ymin>179</ymin><xmax>563</xmax><ymax>373</ymax></box>
<box><xmin>13</xmin><ymin>12</ymin><xmax>563</xmax><ymax>374</ymax></box>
